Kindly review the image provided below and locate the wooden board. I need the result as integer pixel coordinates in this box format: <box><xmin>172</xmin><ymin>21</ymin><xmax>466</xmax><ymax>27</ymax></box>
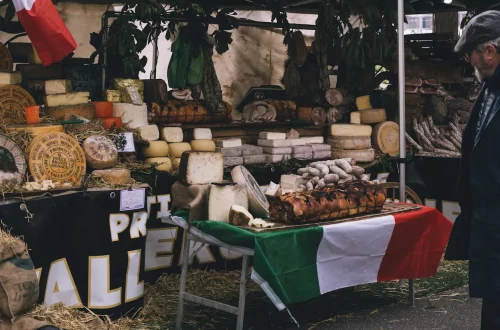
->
<box><xmin>241</xmin><ymin>202</ymin><xmax>422</xmax><ymax>233</ymax></box>
<box><xmin>0</xmin><ymin>43</ymin><xmax>13</xmax><ymax>71</ymax></box>
<box><xmin>0</xmin><ymin>85</ymin><xmax>36</xmax><ymax>124</ymax></box>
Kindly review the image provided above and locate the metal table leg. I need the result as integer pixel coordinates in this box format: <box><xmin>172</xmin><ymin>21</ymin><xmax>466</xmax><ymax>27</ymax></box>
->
<box><xmin>176</xmin><ymin>229</ymin><xmax>191</xmax><ymax>330</ymax></box>
<box><xmin>236</xmin><ymin>255</ymin><xmax>249</xmax><ymax>330</ymax></box>
<box><xmin>408</xmin><ymin>279</ymin><xmax>416</xmax><ymax>307</ymax></box>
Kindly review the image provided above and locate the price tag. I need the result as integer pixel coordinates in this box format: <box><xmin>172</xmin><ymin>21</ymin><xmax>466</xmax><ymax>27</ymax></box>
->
<box><xmin>118</xmin><ymin>132</ymin><xmax>135</xmax><ymax>153</ymax></box>
<box><xmin>120</xmin><ymin>188</ymin><xmax>145</xmax><ymax>211</ymax></box>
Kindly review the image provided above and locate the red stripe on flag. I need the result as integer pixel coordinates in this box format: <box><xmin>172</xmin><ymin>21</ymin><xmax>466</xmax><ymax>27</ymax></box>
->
<box><xmin>377</xmin><ymin>205</ymin><xmax>452</xmax><ymax>282</ymax></box>
<box><xmin>17</xmin><ymin>0</ymin><xmax>77</xmax><ymax>67</ymax></box>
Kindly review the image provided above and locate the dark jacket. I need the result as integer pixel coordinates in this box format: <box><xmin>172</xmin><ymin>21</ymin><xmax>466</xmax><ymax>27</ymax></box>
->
<box><xmin>445</xmin><ymin>64</ymin><xmax>500</xmax><ymax>299</ymax></box>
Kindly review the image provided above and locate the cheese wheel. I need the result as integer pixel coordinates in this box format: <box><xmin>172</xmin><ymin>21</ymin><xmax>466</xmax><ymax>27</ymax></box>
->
<box><xmin>92</xmin><ymin>102</ymin><xmax>113</xmax><ymax>118</ymax></box>
<box><xmin>138</xmin><ymin>124</ymin><xmax>159</xmax><ymax>141</ymax></box>
<box><xmin>331</xmin><ymin>148</ymin><xmax>375</xmax><ymax>163</ymax></box>
<box><xmin>7</xmin><ymin>123</ymin><xmax>63</xmax><ymax>136</ymax></box>
<box><xmin>142</xmin><ymin>141</ymin><xmax>169</xmax><ymax>157</ymax></box>
<box><xmin>92</xmin><ymin>168</ymin><xmax>131</xmax><ymax>184</ymax></box>
<box><xmin>28</xmin><ymin>132</ymin><xmax>86</xmax><ymax>184</ymax></box>
<box><xmin>44</xmin><ymin>103</ymin><xmax>96</xmax><ymax>121</ymax></box>
<box><xmin>359</xmin><ymin>108</ymin><xmax>387</xmax><ymax>124</ymax></box>
<box><xmin>113</xmin><ymin>103</ymin><xmax>148</xmax><ymax>129</ymax></box>
<box><xmin>191</xmin><ymin>139</ymin><xmax>216</xmax><ymax>152</ymax></box>
<box><xmin>0</xmin><ymin>85</ymin><xmax>36</xmax><ymax>124</ymax></box>
<box><xmin>161</xmin><ymin>127</ymin><xmax>183</xmax><ymax>143</ymax></box>
<box><xmin>0</xmin><ymin>135</ymin><xmax>26</xmax><ymax>186</ymax></box>
<box><xmin>372</xmin><ymin>121</ymin><xmax>400</xmax><ymax>157</ymax></box>
<box><xmin>231</xmin><ymin>165</ymin><xmax>269</xmax><ymax>218</ymax></box>
<box><xmin>328</xmin><ymin>136</ymin><xmax>372</xmax><ymax>150</ymax></box>
<box><xmin>356</xmin><ymin>95</ymin><xmax>372</xmax><ymax>111</ymax></box>
<box><xmin>330</xmin><ymin>124</ymin><xmax>372</xmax><ymax>137</ymax></box>
<box><xmin>82</xmin><ymin>135</ymin><xmax>118</xmax><ymax>170</ymax></box>
<box><xmin>145</xmin><ymin>157</ymin><xmax>172</xmax><ymax>172</ymax></box>
<box><xmin>101</xmin><ymin>117</ymin><xmax>123</xmax><ymax>129</ymax></box>
<box><xmin>169</xmin><ymin>142</ymin><xmax>192</xmax><ymax>158</ymax></box>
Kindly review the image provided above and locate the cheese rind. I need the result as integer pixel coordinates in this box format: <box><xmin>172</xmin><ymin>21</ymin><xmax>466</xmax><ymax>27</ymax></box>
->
<box><xmin>179</xmin><ymin>151</ymin><xmax>224</xmax><ymax>185</ymax></box>
<box><xmin>229</xmin><ymin>205</ymin><xmax>254</xmax><ymax>226</ymax></box>
<box><xmin>193</xmin><ymin>128</ymin><xmax>212</xmax><ymax>140</ymax></box>
<box><xmin>304</xmin><ymin>136</ymin><xmax>324</xmax><ymax>144</ymax></box>
<box><xmin>190</xmin><ymin>139</ymin><xmax>216</xmax><ymax>152</ymax></box>
<box><xmin>139</xmin><ymin>125</ymin><xmax>159</xmax><ymax>141</ymax></box>
<box><xmin>231</xmin><ymin>165</ymin><xmax>270</xmax><ymax>218</ymax></box>
<box><xmin>215</xmin><ymin>139</ymin><xmax>242</xmax><ymax>148</ymax></box>
<box><xmin>44</xmin><ymin>103</ymin><xmax>95</xmax><ymax>121</ymax></box>
<box><xmin>257</xmin><ymin>139</ymin><xmax>292</xmax><ymax>147</ymax></box>
<box><xmin>0</xmin><ymin>72</ymin><xmax>22</xmax><ymax>85</ymax></box>
<box><xmin>356</xmin><ymin>95</ymin><xmax>372</xmax><ymax>111</ymax></box>
<box><xmin>44</xmin><ymin>92</ymin><xmax>90</xmax><ymax>107</ymax></box>
<box><xmin>359</xmin><ymin>108</ymin><xmax>387</xmax><ymax>124</ymax></box>
<box><xmin>92</xmin><ymin>168</ymin><xmax>131</xmax><ymax>184</ymax></box>
<box><xmin>161</xmin><ymin>127</ymin><xmax>183</xmax><ymax>143</ymax></box>
<box><xmin>310</xmin><ymin>144</ymin><xmax>332</xmax><ymax>152</ymax></box>
<box><xmin>169</xmin><ymin>142</ymin><xmax>192</xmax><ymax>158</ymax></box>
<box><xmin>330</xmin><ymin>124</ymin><xmax>373</xmax><ymax>137</ymax></box>
<box><xmin>292</xmin><ymin>145</ymin><xmax>313</xmax><ymax>154</ymax></box>
<box><xmin>113</xmin><ymin>103</ymin><xmax>148</xmax><ymax>129</ymax></box>
<box><xmin>313</xmin><ymin>150</ymin><xmax>332</xmax><ymax>159</ymax></box>
<box><xmin>259</xmin><ymin>132</ymin><xmax>286</xmax><ymax>140</ymax></box>
<box><xmin>142</xmin><ymin>141</ymin><xmax>169</xmax><ymax>157</ymax></box>
<box><xmin>145</xmin><ymin>157</ymin><xmax>172</xmax><ymax>172</ymax></box>
<box><xmin>7</xmin><ymin>123</ymin><xmax>63</xmax><ymax>136</ymax></box>
<box><xmin>82</xmin><ymin>135</ymin><xmax>118</xmax><ymax>170</ymax></box>
<box><xmin>224</xmin><ymin>157</ymin><xmax>244</xmax><ymax>167</ymax></box>
<box><xmin>263</xmin><ymin>147</ymin><xmax>292</xmax><ymax>155</ymax></box>
<box><xmin>241</xmin><ymin>145</ymin><xmax>263</xmax><ymax>156</ymax></box>
<box><xmin>44</xmin><ymin>80</ymin><xmax>72</xmax><ymax>95</ymax></box>
<box><xmin>350</xmin><ymin>111</ymin><xmax>361</xmax><ymax>124</ymax></box>
<box><xmin>243</xmin><ymin>155</ymin><xmax>267</xmax><ymax>165</ymax></box>
<box><xmin>208</xmin><ymin>184</ymin><xmax>248</xmax><ymax>222</ymax></box>
<box><xmin>328</xmin><ymin>136</ymin><xmax>372</xmax><ymax>150</ymax></box>
<box><xmin>291</xmin><ymin>138</ymin><xmax>306</xmax><ymax>146</ymax></box>
<box><xmin>216</xmin><ymin>147</ymin><xmax>242</xmax><ymax>157</ymax></box>
<box><xmin>331</xmin><ymin>148</ymin><xmax>375</xmax><ymax>162</ymax></box>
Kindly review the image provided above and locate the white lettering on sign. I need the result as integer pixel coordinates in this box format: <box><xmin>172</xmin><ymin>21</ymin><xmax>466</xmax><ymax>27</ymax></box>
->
<box><xmin>88</xmin><ymin>256</ymin><xmax>122</xmax><ymax>309</ymax></box>
<box><xmin>145</xmin><ymin>228</ymin><xmax>178</xmax><ymax>271</ymax></box>
<box><xmin>442</xmin><ymin>200</ymin><xmax>461</xmax><ymax>223</ymax></box>
<box><xmin>44</xmin><ymin>258</ymin><xmax>82</xmax><ymax>308</ymax></box>
<box><xmin>156</xmin><ymin>195</ymin><xmax>171</xmax><ymax>219</ymax></box>
<box><xmin>219</xmin><ymin>248</ymin><xmax>243</xmax><ymax>260</ymax></box>
<box><xmin>130</xmin><ymin>211</ymin><xmax>148</xmax><ymax>239</ymax></box>
<box><xmin>125</xmin><ymin>250</ymin><xmax>144</xmax><ymax>302</ymax></box>
<box><xmin>110</xmin><ymin>214</ymin><xmax>130</xmax><ymax>242</ymax></box>
<box><xmin>178</xmin><ymin>231</ymin><xmax>216</xmax><ymax>265</ymax></box>
<box><xmin>425</xmin><ymin>199</ymin><xmax>437</xmax><ymax>209</ymax></box>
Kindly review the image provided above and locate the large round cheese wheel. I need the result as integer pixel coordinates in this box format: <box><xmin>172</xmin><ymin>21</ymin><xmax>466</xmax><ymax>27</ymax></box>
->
<box><xmin>359</xmin><ymin>108</ymin><xmax>387</xmax><ymax>124</ymax></box>
<box><xmin>0</xmin><ymin>134</ymin><xmax>26</xmax><ymax>186</ymax></box>
<box><xmin>169</xmin><ymin>142</ymin><xmax>191</xmax><ymax>158</ymax></box>
<box><xmin>28</xmin><ymin>132</ymin><xmax>86</xmax><ymax>184</ymax></box>
<box><xmin>231</xmin><ymin>165</ymin><xmax>269</xmax><ymax>218</ymax></box>
<box><xmin>82</xmin><ymin>135</ymin><xmax>118</xmax><ymax>170</ymax></box>
<box><xmin>7</xmin><ymin>123</ymin><xmax>64</xmax><ymax>136</ymax></box>
<box><xmin>190</xmin><ymin>139</ymin><xmax>216</xmax><ymax>152</ymax></box>
<box><xmin>328</xmin><ymin>136</ymin><xmax>371</xmax><ymax>150</ymax></box>
<box><xmin>142</xmin><ymin>141</ymin><xmax>169</xmax><ymax>157</ymax></box>
<box><xmin>372</xmin><ymin>121</ymin><xmax>400</xmax><ymax>157</ymax></box>
<box><xmin>92</xmin><ymin>168</ymin><xmax>131</xmax><ymax>184</ymax></box>
<box><xmin>145</xmin><ymin>157</ymin><xmax>172</xmax><ymax>172</ymax></box>
<box><xmin>331</xmin><ymin>148</ymin><xmax>375</xmax><ymax>163</ymax></box>
<box><xmin>0</xmin><ymin>85</ymin><xmax>36</xmax><ymax>124</ymax></box>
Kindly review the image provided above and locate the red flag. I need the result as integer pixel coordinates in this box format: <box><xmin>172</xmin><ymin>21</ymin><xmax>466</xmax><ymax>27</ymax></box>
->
<box><xmin>13</xmin><ymin>0</ymin><xmax>77</xmax><ymax>67</ymax></box>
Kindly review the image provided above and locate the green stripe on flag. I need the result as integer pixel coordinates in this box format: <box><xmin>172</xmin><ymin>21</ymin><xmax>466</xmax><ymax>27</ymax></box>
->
<box><xmin>191</xmin><ymin>220</ymin><xmax>256</xmax><ymax>250</ymax></box>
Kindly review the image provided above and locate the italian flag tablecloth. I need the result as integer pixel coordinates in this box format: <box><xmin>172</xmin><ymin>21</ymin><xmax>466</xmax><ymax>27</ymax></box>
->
<box><xmin>169</xmin><ymin>205</ymin><xmax>453</xmax><ymax>311</ymax></box>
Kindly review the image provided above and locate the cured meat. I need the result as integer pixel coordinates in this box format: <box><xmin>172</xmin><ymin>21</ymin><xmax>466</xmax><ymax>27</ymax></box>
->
<box><xmin>405</xmin><ymin>85</ymin><xmax>419</xmax><ymax>94</ymax></box>
<box><xmin>424</xmin><ymin>79</ymin><xmax>441</xmax><ymax>88</ymax></box>
<box><xmin>200</xmin><ymin>40</ymin><xmax>224</xmax><ymax>113</ymax></box>
<box><xmin>268</xmin><ymin>180</ymin><xmax>386</xmax><ymax>224</ymax></box>
<box><xmin>327</xmin><ymin>107</ymin><xmax>342</xmax><ymax>123</ymax></box>
<box><xmin>149</xmin><ymin>100</ymin><xmax>232</xmax><ymax>124</ymax></box>
<box><xmin>325</xmin><ymin>89</ymin><xmax>344</xmax><ymax>107</ymax></box>
<box><xmin>242</xmin><ymin>101</ymin><xmax>277</xmax><ymax>122</ymax></box>
<box><xmin>312</xmin><ymin>107</ymin><xmax>327</xmax><ymax>125</ymax></box>
<box><xmin>405</xmin><ymin>77</ymin><xmax>423</xmax><ymax>87</ymax></box>
<box><xmin>264</xmin><ymin>100</ymin><xmax>297</xmax><ymax>121</ymax></box>
<box><xmin>418</xmin><ymin>87</ymin><xmax>438</xmax><ymax>94</ymax></box>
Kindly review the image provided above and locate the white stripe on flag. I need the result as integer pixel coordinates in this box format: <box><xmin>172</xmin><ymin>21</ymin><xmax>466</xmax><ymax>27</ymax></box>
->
<box><xmin>316</xmin><ymin>215</ymin><xmax>395</xmax><ymax>294</ymax></box>
<box><xmin>13</xmin><ymin>0</ymin><xmax>36</xmax><ymax>12</ymax></box>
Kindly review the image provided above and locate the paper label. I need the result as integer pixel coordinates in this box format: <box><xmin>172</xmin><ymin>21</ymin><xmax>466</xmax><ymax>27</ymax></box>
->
<box><xmin>118</xmin><ymin>132</ymin><xmax>135</xmax><ymax>153</ymax></box>
<box><xmin>120</xmin><ymin>188</ymin><xmax>145</xmax><ymax>211</ymax></box>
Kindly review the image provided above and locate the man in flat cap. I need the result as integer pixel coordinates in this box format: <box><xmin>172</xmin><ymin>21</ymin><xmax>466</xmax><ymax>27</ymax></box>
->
<box><xmin>445</xmin><ymin>10</ymin><xmax>500</xmax><ymax>330</ymax></box>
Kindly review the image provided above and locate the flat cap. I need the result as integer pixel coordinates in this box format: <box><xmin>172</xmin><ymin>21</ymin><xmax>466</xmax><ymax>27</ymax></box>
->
<box><xmin>455</xmin><ymin>10</ymin><xmax>500</xmax><ymax>54</ymax></box>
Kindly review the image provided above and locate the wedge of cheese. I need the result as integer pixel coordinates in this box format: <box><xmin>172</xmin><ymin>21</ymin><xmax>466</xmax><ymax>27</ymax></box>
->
<box><xmin>113</xmin><ymin>103</ymin><xmax>148</xmax><ymax>129</ymax></box>
<box><xmin>208</xmin><ymin>183</ymin><xmax>248</xmax><ymax>222</ymax></box>
<box><xmin>45</xmin><ymin>80</ymin><xmax>72</xmax><ymax>95</ymax></box>
<box><xmin>179</xmin><ymin>151</ymin><xmax>224</xmax><ymax>185</ymax></box>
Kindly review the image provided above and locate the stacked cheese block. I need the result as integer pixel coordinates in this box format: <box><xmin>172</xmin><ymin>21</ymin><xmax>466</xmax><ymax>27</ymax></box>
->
<box><xmin>351</xmin><ymin>95</ymin><xmax>387</xmax><ymax>125</ymax></box>
<box><xmin>257</xmin><ymin>132</ymin><xmax>333</xmax><ymax>162</ymax></box>
<box><xmin>259</xmin><ymin>132</ymin><xmax>292</xmax><ymax>163</ymax></box>
<box><xmin>43</xmin><ymin>80</ymin><xmax>96</xmax><ymax>122</ymax></box>
<box><xmin>146</xmin><ymin>126</ymin><xmax>187</xmax><ymax>171</ymax></box>
<box><xmin>217</xmin><ymin>140</ymin><xmax>264</xmax><ymax>167</ymax></box>
<box><xmin>328</xmin><ymin>124</ymin><xmax>375</xmax><ymax>162</ymax></box>
<box><xmin>112</xmin><ymin>79</ymin><xmax>148</xmax><ymax>129</ymax></box>
<box><xmin>191</xmin><ymin>128</ymin><xmax>216</xmax><ymax>152</ymax></box>
<box><xmin>0</xmin><ymin>70</ymin><xmax>21</xmax><ymax>86</ymax></box>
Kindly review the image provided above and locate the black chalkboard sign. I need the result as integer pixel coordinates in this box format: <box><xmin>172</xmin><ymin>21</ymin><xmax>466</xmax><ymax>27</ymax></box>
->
<box><xmin>63</xmin><ymin>64</ymin><xmax>102</xmax><ymax>101</ymax></box>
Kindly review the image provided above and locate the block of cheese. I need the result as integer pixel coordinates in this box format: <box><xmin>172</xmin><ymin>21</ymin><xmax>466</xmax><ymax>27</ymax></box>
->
<box><xmin>244</xmin><ymin>155</ymin><xmax>267</xmax><ymax>165</ymax></box>
<box><xmin>350</xmin><ymin>111</ymin><xmax>361</xmax><ymax>124</ymax></box>
<box><xmin>229</xmin><ymin>205</ymin><xmax>254</xmax><ymax>226</ymax></box>
<box><xmin>231</xmin><ymin>165</ymin><xmax>269</xmax><ymax>218</ymax></box>
<box><xmin>113</xmin><ymin>103</ymin><xmax>148</xmax><ymax>129</ymax></box>
<box><xmin>294</xmin><ymin>153</ymin><xmax>313</xmax><ymax>160</ymax></box>
<box><xmin>0</xmin><ymin>72</ymin><xmax>22</xmax><ymax>85</ymax></box>
<box><xmin>169</xmin><ymin>142</ymin><xmax>192</xmax><ymax>158</ymax></box>
<box><xmin>257</xmin><ymin>139</ymin><xmax>292</xmax><ymax>148</ymax></box>
<box><xmin>292</xmin><ymin>145</ymin><xmax>313</xmax><ymax>154</ymax></box>
<box><xmin>215</xmin><ymin>138</ymin><xmax>242</xmax><ymax>148</ymax></box>
<box><xmin>92</xmin><ymin>102</ymin><xmax>113</xmax><ymax>118</ymax></box>
<box><xmin>330</xmin><ymin>124</ymin><xmax>372</xmax><ymax>137</ymax></box>
<box><xmin>145</xmin><ymin>157</ymin><xmax>172</xmax><ymax>172</ymax></box>
<box><xmin>241</xmin><ymin>145</ymin><xmax>263</xmax><ymax>156</ymax></box>
<box><xmin>139</xmin><ymin>125</ymin><xmax>159</xmax><ymax>141</ymax></box>
<box><xmin>265</xmin><ymin>182</ymin><xmax>280</xmax><ymax>197</ymax></box>
<box><xmin>142</xmin><ymin>141</ymin><xmax>169</xmax><ymax>157</ymax></box>
<box><xmin>208</xmin><ymin>183</ymin><xmax>248</xmax><ymax>222</ymax></box>
<box><xmin>328</xmin><ymin>136</ymin><xmax>371</xmax><ymax>150</ymax></box>
<box><xmin>263</xmin><ymin>147</ymin><xmax>292</xmax><ymax>155</ymax></box>
<box><xmin>331</xmin><ymin>148</ymin><xmax>375</xmax><ymax>162</ymax></box>
<box><xmin>304</xmin><ymin>136</ymin><xmax>324</xmax><ymax>144</ymax></box>
<box><xmin>313</xmin><ymin>150</ymin><xmax>332</xmax><ymax>159</ymax></box>
<box><xmin>291</xmin><ymin>138</ymin><xmax>306</xmax><ymax>146</ymax></box>
<box><xmin>266</xmin><ymin>154</ymin><xmax>290</xmax><ymax>163</ymax></box>
<box><xmin>259</xmin><ymin>132</ymin><xmax>286</xmax><ymax>140</ymax></box>
<box><xmin>191</xmin><ymin>139</ymin><xmax>216</xmax><ymax>152</ymax></box>
<box><xmin>92</xmin><ymin>168</ymin><xmax>131</xmax><ymax>184</ymax></box>
<box><xmin>101</xmin><ymin>117</ymin><xmax>123</xmax><ymax>129</ymax></box>
<box><xmin>280</xmin><ymin>174</ymin><xmax>304</xmax><ymax>190</ymax></box>
<box><xmin>359</xmin><ymin>108</ymin><xmax>387</xmax><ymax>124</ymax></box>
<box><xmin>142</xmin><ymin>79</ymin><xmax>168</xmax><ymax>103</ymax></box>
<box><xmin>82</xmin><ymin>135</ymin><xmax>118</xmax><ymax>170</ymax></box>
<box><xmin>161</xmin><ymin>127</ymin><xmax>183</xmax><ymax>143</ymax></box>
<box><xmin>7</xmin><ymin>123</ymin><xmax>63</xmax><ymax>136</ymax></box>
<box><xmin>105</xmin><ymin>90</ymin><xmax>121</xmax><ymax>103</ymax></box>
<box><xmin>193</xmin><ymin>128</ymin><xmax>212</xmax><ymax>140</ymax></box>
<box><xmin>121</xmin><ymin>86</ymin><xmax>143</xmax><ymax>105</ymax></box>
<box><xmin>310</xmin><ymin>144</ymin><xmax>332</xmax><ymax>152</ymax></box>
<box><xmin>216</xmin><ymin>147</ymin><xmax>242</xmax><ymax>157</ymax></box>
<box><xmin>224</xmin><ymin>157</ymin><xmax>244</xmax><ymax>167</ymax></box>
<box><xmin>44</xmin><ymin>80</ymin><xmax>72</xmax><ymax>95</ymax></box>
<box><xmin>44</xmin><ymin>103</ymin><xmax>95</xmax><ymax>121</ymax></box>
<box><xmin>179</xmin><ymin>151</ymin><xmax>224</xmax><ymax>185</ymax></box>
<box><xmin>44</xmin><ymin>92</ymin><xmax>90</xmax><ymax>107</ymax></box>
<box><xmin>356</xmin><ymin>95</ymin><xmax>372</xmax><ymax>111</ymax></box>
